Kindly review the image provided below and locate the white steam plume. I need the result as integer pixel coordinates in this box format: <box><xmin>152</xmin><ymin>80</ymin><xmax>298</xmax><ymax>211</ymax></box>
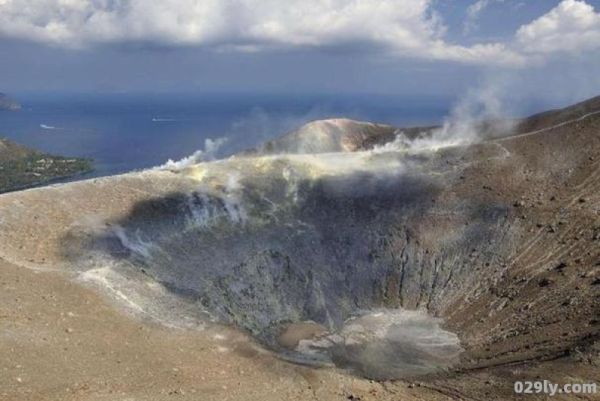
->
<box><xmin>427</xmin><ymin>79</ymin><xmax>509</xmax><ymax>146</ymax></box>
<box><xmin>374</xmin><ymin>75</ymin><xmax>513</xmax><ymax>153</ymax></box>
<box><xmin>225</xmin><ymin>105</ymin><xmax>335</xmax><ymax>153</ymax></box>
<box><xmin>158</xmin><ymin>137</ymin><xmax>228</xmax><ymax>170</ymax></box>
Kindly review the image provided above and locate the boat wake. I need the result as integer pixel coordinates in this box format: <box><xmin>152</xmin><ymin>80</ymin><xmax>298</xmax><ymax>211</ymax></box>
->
<box><xmin>40</xmin><ymin>123</ymin><xmax>59</xmax><ymax>130</ymax></box>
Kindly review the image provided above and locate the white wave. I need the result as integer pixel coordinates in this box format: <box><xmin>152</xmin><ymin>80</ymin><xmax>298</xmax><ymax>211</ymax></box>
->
<box><xmin>40</xmin><ymin>124</ymin><xmax>59</xmax><ymax>130</ymax></box>
<box><xmin>152</xmin><ymin>117</ymin><xmax>177</xmax><ymax>122</ymax></box>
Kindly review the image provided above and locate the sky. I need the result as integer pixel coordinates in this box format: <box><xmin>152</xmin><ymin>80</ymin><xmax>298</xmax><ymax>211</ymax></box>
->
<box><xmin>1</xmin><ymin>0</ymin><xmax>600</xmax><ymax>108</ymax></box>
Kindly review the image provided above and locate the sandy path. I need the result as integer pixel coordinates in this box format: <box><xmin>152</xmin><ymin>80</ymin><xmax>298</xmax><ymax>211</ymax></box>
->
<box><xmin>0</xmin><ymin>259</ymin><xmax>450</xmax><ymax>401</ymax></box>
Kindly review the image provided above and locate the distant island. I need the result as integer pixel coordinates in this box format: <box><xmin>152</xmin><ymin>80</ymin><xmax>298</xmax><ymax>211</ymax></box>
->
<box><xmin>0</xmin><ymin>93</ymin><xmax>21</xmax><ymax>111</ymax></box>
<box><xmin>0</xmin><ymin>138</ymin><xmax>93</xmax><ymax>193</ymax></box>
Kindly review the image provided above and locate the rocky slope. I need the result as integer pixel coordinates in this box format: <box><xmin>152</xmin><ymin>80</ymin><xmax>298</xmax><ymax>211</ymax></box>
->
<box><xmin>250</xmin><ymin>118</ymin><xmax>399</xmax><ymax>154</ymax></box>
<box><xmin>0</xmin><ymin>96</ymin><xmax>598</xmax><ymax>400</ymax></box>
<box><xmin>247</xmin><ymin>117</ymin><xmax>444</xmax><ymax>156</ymax></box>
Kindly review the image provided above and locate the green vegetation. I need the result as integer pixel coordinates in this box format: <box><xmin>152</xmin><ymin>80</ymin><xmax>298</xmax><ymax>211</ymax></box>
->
<box><xmin>0</xmin><ymin>138</ymin><xmax>93</xmax><ymax>193</ymax></box>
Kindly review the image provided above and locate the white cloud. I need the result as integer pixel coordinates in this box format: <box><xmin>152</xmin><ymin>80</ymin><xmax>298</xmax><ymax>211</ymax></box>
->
<box><xmin>0</xmin><ymin>0</ymin><xmax>598</xmax><ymax>68</ymax></box>
<box><xmin>0</xmin><ymin>0</ymin><xmax>442</xmax><ymax>48</ymax></box>
<box><xmin>516</xmin><ymin>0</ymin><xmax>600</xmax><ymax>54</ymax></box>
<box><xmin>464</xmin><ymin>0</ymin><xmax>503</xmax><ymax>34</ymax></box>
<box><xmin>0</xmin><ymin>0</ymin><xmax>520</xmax><ymax>65</ymax></box>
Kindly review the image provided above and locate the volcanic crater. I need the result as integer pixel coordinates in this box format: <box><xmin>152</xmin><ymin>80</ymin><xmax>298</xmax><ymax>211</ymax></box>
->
<box><xmin>1</xmin><ymin>96</ymin><xmax>599</xmax><ymax>400</ymax></box>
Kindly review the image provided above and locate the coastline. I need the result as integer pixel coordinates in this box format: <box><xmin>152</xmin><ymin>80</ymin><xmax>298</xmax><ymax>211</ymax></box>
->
<box><xmin>0</xmin><ymin>166</ymin><xmax>94</xmax><ymax>195</ymax></box>
<box><xmin>0</xmin><ymin>137</ymin><xmax>94</xmax><ymax>194</ymax></box>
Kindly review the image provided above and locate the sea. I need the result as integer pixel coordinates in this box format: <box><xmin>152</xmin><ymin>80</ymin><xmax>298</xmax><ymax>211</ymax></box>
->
<box><xmin>0</xmin><ymin>93</ymin><xmax>452</xmax><ymax>179</ymax></box>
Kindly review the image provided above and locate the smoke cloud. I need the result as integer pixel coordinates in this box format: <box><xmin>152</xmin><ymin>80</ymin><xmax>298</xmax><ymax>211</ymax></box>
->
<box><xmin>158</xmin><ymin>137</ymin><xmax>228</xmax><ymax>170</ymax></box>
<box><xmin>371</xmin><ymin>76</ymin><xmax>513</xmax><ymax>154</ymax></box>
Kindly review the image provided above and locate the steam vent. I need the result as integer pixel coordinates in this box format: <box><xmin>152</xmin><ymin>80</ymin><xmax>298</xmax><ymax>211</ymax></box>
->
<box><xmin>1</xmin><ymin>97</ymin><xmax>599</xmax><ymax>400</ymax></box>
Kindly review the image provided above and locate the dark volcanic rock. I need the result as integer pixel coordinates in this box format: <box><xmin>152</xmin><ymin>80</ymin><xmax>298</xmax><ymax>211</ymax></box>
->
<box><xmin>62</xmin><ymin>148</ymin><xmax>515</xmax><ymax>358</ymax></box>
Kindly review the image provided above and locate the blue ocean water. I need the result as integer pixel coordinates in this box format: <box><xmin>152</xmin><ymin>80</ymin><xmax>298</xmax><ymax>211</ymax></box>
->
<box><xmin>0</xmin><ymin>93</ymin><xmax>451</xmax><ymax>179</ymax></box>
